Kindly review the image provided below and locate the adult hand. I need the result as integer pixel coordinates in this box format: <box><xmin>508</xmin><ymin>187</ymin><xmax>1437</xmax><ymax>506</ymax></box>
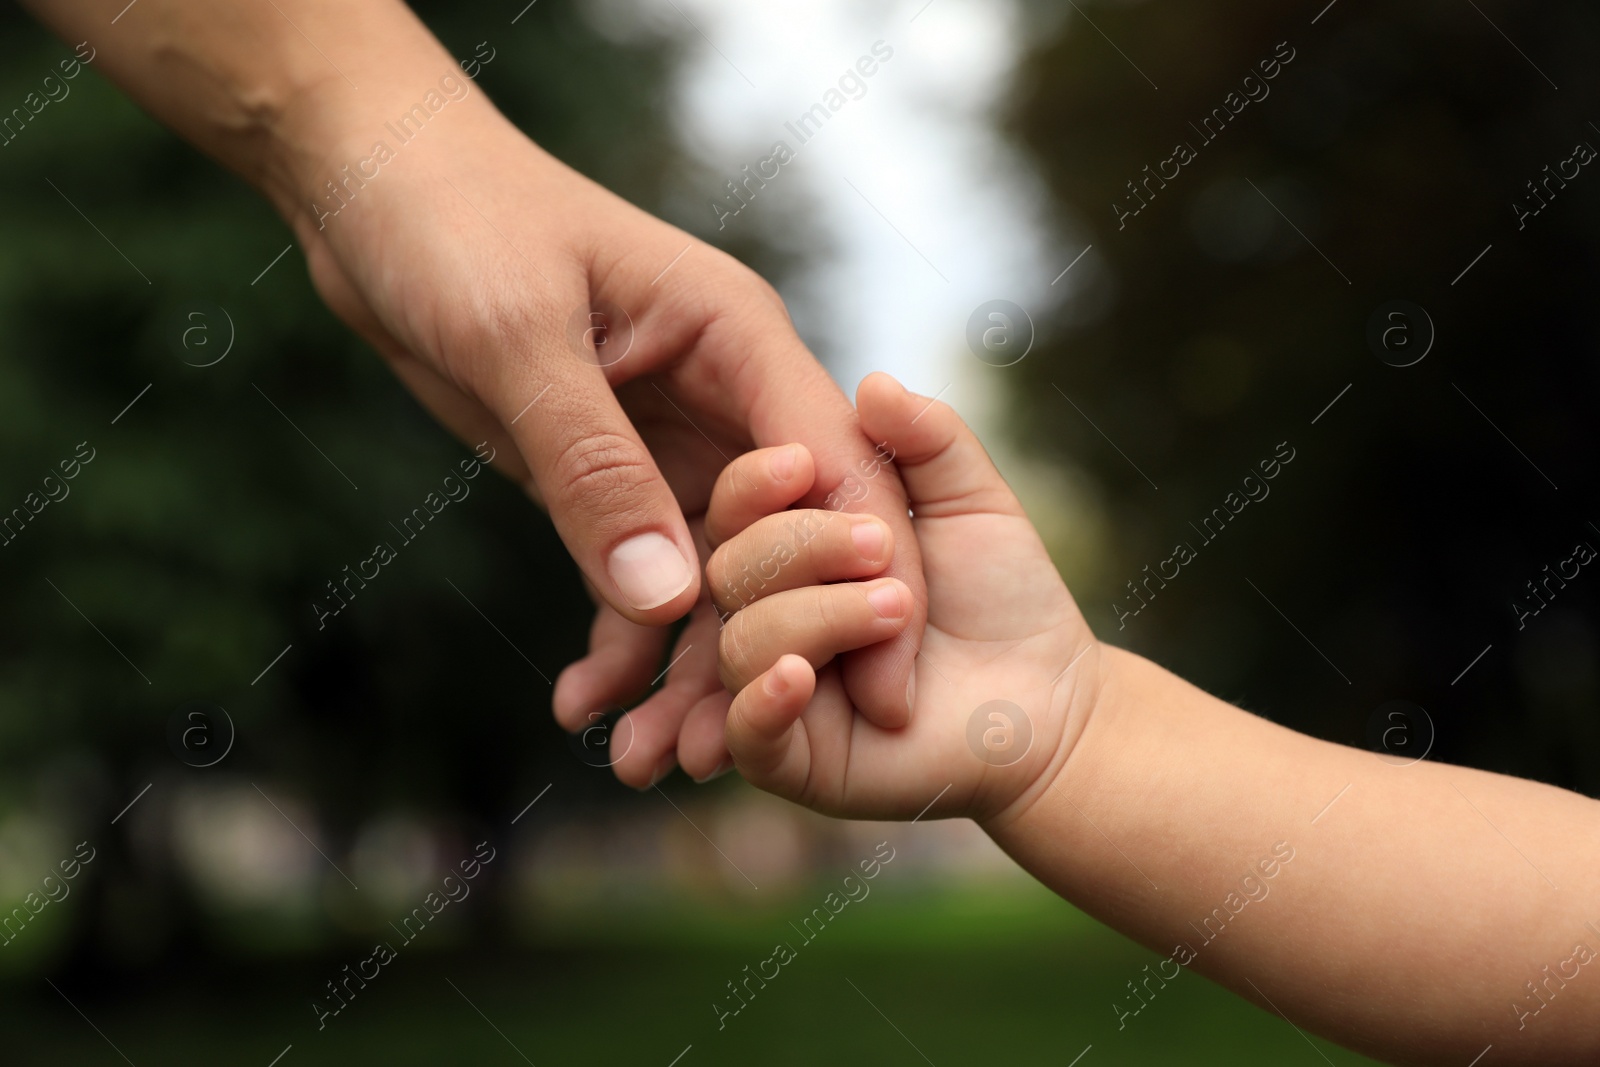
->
<box><xmin>22</xmin><ymin>0</ymin><xmax>925</xmax><ymax>784</ymax></box>
<box><xmin>274</xmin><ymin>24</ymin><xmax>925</xmax><ymax>787</ymax></box>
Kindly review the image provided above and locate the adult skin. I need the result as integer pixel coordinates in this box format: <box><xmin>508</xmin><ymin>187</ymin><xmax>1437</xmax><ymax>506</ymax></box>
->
<box><xmin>21</xmin><ymin>0</ymin><xmax>926</xmax><ymax>783</ymax></box>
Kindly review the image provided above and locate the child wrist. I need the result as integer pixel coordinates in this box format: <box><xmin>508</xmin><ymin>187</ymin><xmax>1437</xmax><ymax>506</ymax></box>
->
<box><xmin>977</xmin><ymin>639</ymin><xmax>1121</xmax><ymax>837</ymax></box>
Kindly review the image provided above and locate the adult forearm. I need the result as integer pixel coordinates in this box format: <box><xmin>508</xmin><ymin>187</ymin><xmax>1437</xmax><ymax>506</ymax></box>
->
<box><xmin>989</xmin><ymin>647</ymin><xmax>1600</xmax><ymax>1065</ymax></box>
<box><xmin>18</xmin><ymin>0</ymin><xmax>458</xmax><ymax>218</ymax></box>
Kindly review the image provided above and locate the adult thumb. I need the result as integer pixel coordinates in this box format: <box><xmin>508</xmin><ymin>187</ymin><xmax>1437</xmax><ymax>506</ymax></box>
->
<box><xmin>485</xmin><ymin>341</ymin><xmax>700</xmax><ymax>625</ymax></box>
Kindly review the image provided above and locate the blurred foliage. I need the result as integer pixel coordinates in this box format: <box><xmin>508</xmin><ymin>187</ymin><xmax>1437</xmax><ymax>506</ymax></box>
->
<box><xmin>1006</xmin><ymin>0</ymin><xmax>1600</xmax><ymax>790</ymax></box>
<box><xmin>6</xmin><ymin>883</ymin><xmax>1380</xmax><ymax>1065</ymax></box>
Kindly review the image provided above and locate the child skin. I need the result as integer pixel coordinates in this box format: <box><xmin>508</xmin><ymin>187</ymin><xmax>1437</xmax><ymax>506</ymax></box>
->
<box><xmin>697</xmin><ymin>372</ymin><xmax>1600</xmax><ymax>1067</ymax></box>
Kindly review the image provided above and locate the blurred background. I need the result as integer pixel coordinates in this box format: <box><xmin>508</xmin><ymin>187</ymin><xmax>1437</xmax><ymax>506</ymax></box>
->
<box><xmin>2</xmin><ymin>0</ymin><xmax>1596</xmax><ymax>1063</ymax></box>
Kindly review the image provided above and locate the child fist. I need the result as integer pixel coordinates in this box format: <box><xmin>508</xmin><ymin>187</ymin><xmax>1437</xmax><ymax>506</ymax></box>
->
<box><xmin>705</xmin><ymin>372</ymin><xmax>1103</xmax><ymax>825</ymax></box>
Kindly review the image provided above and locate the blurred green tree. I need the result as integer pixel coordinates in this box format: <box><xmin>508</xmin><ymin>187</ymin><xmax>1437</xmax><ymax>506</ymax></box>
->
<box><xmin>1004</xmin><ymin>0</ymin><xmax>1599</xmax><ymax>790</ymax></box>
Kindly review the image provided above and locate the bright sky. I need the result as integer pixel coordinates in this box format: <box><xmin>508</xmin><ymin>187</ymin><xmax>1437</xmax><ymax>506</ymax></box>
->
<box><xmin>598</xmin><ymin>0</ymin><xmax>1077</xmax><ymax>435</ymax></box>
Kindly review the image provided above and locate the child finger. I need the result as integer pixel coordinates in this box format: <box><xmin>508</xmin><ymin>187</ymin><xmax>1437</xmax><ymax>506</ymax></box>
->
<box><xmin>704</xmin><ymin>444</ymin><xmax>816</xmax><ymax>550</ymax></box>
<box><xmin>726</xmin><ymin>653</ymin><xmax>816</xmax><ymax>784</ymax></box>
<box><xmin>707</xmin><ymin>509</ymin><xmax>893</xmax><ymax>616</ymax></box>
<box><xmin>718</xmin><ymin>578</ymin><xmax>910</xmax><ymax>693</ymax></box>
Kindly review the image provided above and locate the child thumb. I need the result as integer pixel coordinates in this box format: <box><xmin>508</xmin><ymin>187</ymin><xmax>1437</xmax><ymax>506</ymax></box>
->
<box><xmin>856</xmin><ymin>373</ymin><xmax>1028</xmax><ymax>521</ymax></box>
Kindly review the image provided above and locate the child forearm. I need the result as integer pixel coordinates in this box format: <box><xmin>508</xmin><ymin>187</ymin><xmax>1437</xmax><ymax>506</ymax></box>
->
<box><xmin>986</xmin><ymin>646</ymin><xmax>1600</xmax><ymax>1066</ymax></box>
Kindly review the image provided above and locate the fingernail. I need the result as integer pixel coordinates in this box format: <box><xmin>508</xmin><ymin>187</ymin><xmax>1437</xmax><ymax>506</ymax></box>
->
<box><xmin>850</xmin><ymin>518</ymin><xmax>886</xmax><ymax>561</ymax></box>
<box><xmin>644</xmin><ymin>753</ymin><xmax>677</xmax><ymax>789</ymax></box>
<box><xmin>608</xmin><ymin>532</ymin><xmax>694</xmax><ymax>610</ymax></box>
<box><xmin>906</xmin><ymin>672</ymin><xmax>917</xmax><ymax>712</ymax></box>
<box><xmin>867</xmin><ymin>582</ymin><xmax>904</xmax><ymax>619</ymax></box>
<box><xmin>770</xmin><ymin>445</ymin><xmax>797</xmax><ymax>481</ymax></box>
<box><xmin>694</xmin><ymin>757</ymin><xmax>736</xmax><ymax>784</ymax></box>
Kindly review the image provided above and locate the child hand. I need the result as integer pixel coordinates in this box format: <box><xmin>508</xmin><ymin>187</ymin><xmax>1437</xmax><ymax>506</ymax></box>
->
<box><xmin>697</xmin><ymin>374</ymin><xmax>1600</xmax><ymax>1065</ymax></box>
<box><xmin>704</xmin><ymin>372</ymin><xmax>1103</xmax><ymax>823</ymax></box>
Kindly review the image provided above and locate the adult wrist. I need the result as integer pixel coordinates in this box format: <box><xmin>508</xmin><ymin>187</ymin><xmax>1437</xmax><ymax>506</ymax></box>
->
<box><xmin>248</xmin><ymin>4</ymin><xmax>516</xmax><ymax>237</ymax></box>
<box><xmin>256</xmin><ymin>73</ymin><xmax>358</xmax><ymax>226</ymax></box>
<box><xmin>262</xmin><ymin>37</ymin><xmax>465</xmax><ymax>231</ymax></box>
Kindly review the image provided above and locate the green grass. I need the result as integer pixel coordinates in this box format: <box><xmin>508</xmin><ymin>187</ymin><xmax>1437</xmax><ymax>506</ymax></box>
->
<box><xmin>7</xmin><ymin>883</ymin><xmax>1385</xmax><ymax>1066</ymax></box>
